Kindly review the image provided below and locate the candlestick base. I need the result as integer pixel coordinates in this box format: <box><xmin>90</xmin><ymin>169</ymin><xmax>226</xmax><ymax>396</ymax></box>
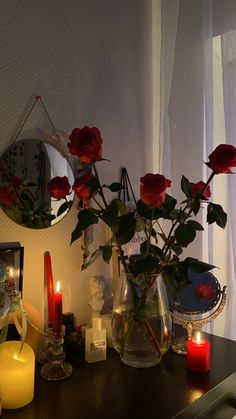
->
<box><xmin>36</xmin><ymin>327</ymin><xmax>53</xmax><ymax>365</ymax></box>
<box><xmin>40</xmin><ymin>332</ymin><xmax>72</xmax><ymax>380</ymax></box>
<box><xmin>171</xmin><ymin>335</ymin><xmax>187</xmax><ymax>355</ymax></box>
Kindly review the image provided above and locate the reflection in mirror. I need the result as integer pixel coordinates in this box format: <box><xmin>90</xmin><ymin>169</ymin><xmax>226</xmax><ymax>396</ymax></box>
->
<box><xmin>0</xmin><ymin>139</ymin><xmax>74</xmax><ymax>229</ymax></box>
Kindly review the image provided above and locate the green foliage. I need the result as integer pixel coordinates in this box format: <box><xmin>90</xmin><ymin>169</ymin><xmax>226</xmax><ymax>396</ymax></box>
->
<box><xmin>181</xmin><ymin>175</ymin><xmax>192</xmax><ymax>198</ymax></box>
<box><xmin>67</xmin><ymin>154</ymin><xmax>229</xmax><ymax>286</ymax></box>
<box><xmin>100</xmin><ymin>245</ymin><xmax>113</xmax><ymax>263</ymax></box>
<box><xmin>207</xmin><ymin>203</ymin><xmax>227</xmax><ymax>228</ymax></box>
<box><xmin>104</xmin><ymin>182</ymin><xmax>124</xmax><ymax>192</ymax></box>
<box><xmin>175</xmin><ymin>223</ymin><xmax>196</xmax><ymax>247</ymax></box>
<box><xmin>115</xmin><ymin>212</ymin><xmax>136</xmax><ymax>245</ymax></box>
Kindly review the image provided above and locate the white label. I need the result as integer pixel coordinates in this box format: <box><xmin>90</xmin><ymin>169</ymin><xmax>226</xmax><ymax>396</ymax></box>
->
<box><xmin>90</xmin><ymin>339</ymin><xmax>106</xmax><ymax>352</ymax></box>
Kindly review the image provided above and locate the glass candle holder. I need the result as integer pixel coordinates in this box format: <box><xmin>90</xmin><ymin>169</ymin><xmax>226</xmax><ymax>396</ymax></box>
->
<box><xmin>36</xmin><ymin>326</ymin><xmax>53</xmax><ymax>364</ymax></box>
<box><xmin>40</xmin><ymin>330</ymin><xmax>72</xmax><ymax>381</ymax></box>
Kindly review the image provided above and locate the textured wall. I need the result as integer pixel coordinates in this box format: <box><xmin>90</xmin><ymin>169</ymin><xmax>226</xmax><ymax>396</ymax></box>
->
<box><xmin>0</xmin><ymin>0</ymin><xmax>152</xmax><ymax>324</ymax></box>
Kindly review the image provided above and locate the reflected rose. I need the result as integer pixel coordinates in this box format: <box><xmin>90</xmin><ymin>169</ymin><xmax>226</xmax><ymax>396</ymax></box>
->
<box><xmin>0</xmin><ymin>187</ymin><xmax>17</xmax><ymax>206</ymax></box>
<box><xmin>195</xmin><ymin>283</ymin><xmax>214</xmax><ymax>300</ymax></box>
<box><xmin>47</xmin><ymin>176</ymin><xmax>71</xmax><ymax>200</ymax></box>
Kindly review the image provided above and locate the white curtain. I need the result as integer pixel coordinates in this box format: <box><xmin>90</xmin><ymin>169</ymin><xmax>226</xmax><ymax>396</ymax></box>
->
<box><xmin>159</xmin><ymin>0</ymin><xmax>179</xmax><ymax>177</ymax></box>
<box><xmin>160</xmin><ymin>0</ymin><xmax>236</xmax><ymax>340</ymax></box>
<box><xmin>221</xmin><ymin>30</ymin><xmax>236</xmax><ymax>340</ymax></box>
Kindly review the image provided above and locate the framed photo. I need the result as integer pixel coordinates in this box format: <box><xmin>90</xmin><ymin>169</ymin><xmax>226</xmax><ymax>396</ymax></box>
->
<box><xmin>0</xmin><ymin>246</ymin><xmax>24</xmax><ymax>317</ymax></box>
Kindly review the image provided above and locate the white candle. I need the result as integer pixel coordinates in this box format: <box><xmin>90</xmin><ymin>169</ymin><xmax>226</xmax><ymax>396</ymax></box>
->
<box><xmin>0</xmin><ymin>341</ymin><xmax>35</xmax><ymax>409</ymax></box>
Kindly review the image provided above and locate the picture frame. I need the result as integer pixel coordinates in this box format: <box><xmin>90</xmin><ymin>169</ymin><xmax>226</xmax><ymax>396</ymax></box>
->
<box><xmin>0</xmin><ymin>246</ymin><xmax>24</xmax><ymax>317</ymax></box>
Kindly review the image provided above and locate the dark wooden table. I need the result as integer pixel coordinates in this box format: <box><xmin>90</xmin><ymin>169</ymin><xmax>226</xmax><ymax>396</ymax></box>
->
<box><xmin>2</xmin><ymin>333</ymin><xmax>236</xmax><ymax>419</ymax></box>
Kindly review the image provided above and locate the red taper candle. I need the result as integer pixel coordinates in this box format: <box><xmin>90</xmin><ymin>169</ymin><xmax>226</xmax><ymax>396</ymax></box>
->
<box><xmin>53</xmin><ymin>281</ymin><xmax>62</xmax><ymax>336</ymax></box>
<box><xmin>44</xmin><ymin>252</ymin><xmax>55</xmax><ymax>327</ymax></box>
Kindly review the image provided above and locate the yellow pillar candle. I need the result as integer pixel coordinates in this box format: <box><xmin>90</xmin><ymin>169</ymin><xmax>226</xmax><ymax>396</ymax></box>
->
<box><xmin>0</xmin><ymin>341</ymin><xmax>35</xmax><ymax>409</ymax></box>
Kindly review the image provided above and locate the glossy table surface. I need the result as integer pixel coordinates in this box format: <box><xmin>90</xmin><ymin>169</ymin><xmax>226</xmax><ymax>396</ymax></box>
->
<box><xmin>2</xmin><ymin>333</ymin><xmax>236</xmax><ymax>419</ymax></box>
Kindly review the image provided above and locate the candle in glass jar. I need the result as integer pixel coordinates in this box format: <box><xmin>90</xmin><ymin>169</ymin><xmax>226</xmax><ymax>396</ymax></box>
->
<box><xmin>53</xmin><ymin>281</ymin><xmax>62</xmax><ymax>335</ymax></box>
<box><xmin>187</xmin><ymin>332</ymin><xmax>210</xmax><ymax>372</ymax></box>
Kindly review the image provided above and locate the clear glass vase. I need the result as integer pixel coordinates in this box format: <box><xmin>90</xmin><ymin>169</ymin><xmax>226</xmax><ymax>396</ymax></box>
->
<box><xmin>111</xmin><ymin>271</ymin><xmax>172</xmax><ymax>368</ymax></box>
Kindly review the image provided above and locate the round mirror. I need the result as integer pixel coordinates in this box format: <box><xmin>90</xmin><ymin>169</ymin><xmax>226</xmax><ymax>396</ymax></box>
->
<box><xmin>167</xmin><ymin>270</ymin><xmax>222</xmax><ymax>315</ymax></box>
<box><xmin>0</xmin><ymin>139</ymin><xmax>74</xmax><ymax>229</ymax></box>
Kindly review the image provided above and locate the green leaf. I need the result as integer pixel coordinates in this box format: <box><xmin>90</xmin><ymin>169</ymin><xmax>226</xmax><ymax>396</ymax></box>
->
<box><xmin>162</xmin><ymin>262</ymin><xmax>190</xmax><ymax>291</ymax></box>
<box><xmin>136</xmin><ymin>199</ymin><xmax>164</xmax><ymax>220</ymax></box>
<box><xmin>175</xmin><ymin>223</ymin><xmax>196</xmax><ymax>247</ymax></box>
<box><xmin>192</xmin><ymin>198</ymin><xmax>201</xmax><ymax>216</ymax></box>
<box><xmin>186</xmin><ymin>258</ymin><xmax>216</xmax><ymax>272</ymax></box>
<box><xmin>100</xmin><ymin>211</ymin><xmax>119</xmax><ymax>233</ymax></box>
<box><xmin>112</xmin><ymin>199</ymin><xmax>129</xmax><ymax>215</ymax></box>
<box><xmin>187</xmin><ymin>220</ymin><xmax>204</xmax><ymax>231</ymax></box>
<box><xmin>70</xmin><ymin>223</ymin><xmax>83</xmax><ymax>244</ymax></box>
<box><xmin>77</xmin><ymin>208</ymin><xmax>99</xmax><ymax>230</ymax></box>
<box><xmin>57</xmin><ymin>201</ymin><xmax>69</xmax><ymax>217</ymax></box>
<box><xmin>99</xmin><ymin>201</ymin><xmax>119</xmax><ymax>232</ymax></box>
<box><xmin>207</xmin><ymin>203</ymin><xmax>227</xmax><ymax>228</ymax></box>
<box><xmin>171</xmin><ymin>243</ymin><xmax>183</xmax><ymax>256</ymax></box>
<box><xmin>161</xmin><ymin>194</ymin><xmax>177</xmax><ymax>213</ymax></box>
<box><xmin>181</xmin><ymin>175</ymin><xmax>192</xmax><ymax>198</ymax></box>
<box><xmin>151</xmin><ymin>228</ymin><xmax>158</xmax><ymax>242</ymax></box>
<box><xmin>142</xmin><ymin>255</ymin><xmax>160</xmax><ymax>273</ymax></box>
<box><xmin>87</xmin><ymin>176</ymin><xmax>99</xmax><ymax>193</ymax></box>
<box><xmin>140</xmin><ymin>241</ymin><xmax>163</xmax><ymax>259</ymax></box>
<box><xmin>104</xmin><ymin>182</ymin><xmax>124</xmax><ymax>192</ymax></box>
<box><xmin>20</xmin><ymin>190</ymin><xmax>35</xmax><ymax>210</ymax></box>
<box><xmin>115</xmin><ymin>212</ymin><xmax>136</xmax><ymax>245</ymax></box>
<box><xmin>24</xmin><ymin>182</ymin><xmax>37</xmax><ymax>187</ymax></box>
<box><xmin>100</xmin><ymin>245</ymin><xmax>113</xmax><ymax>263</ymax></box>
<box><xmin>136</xmin><ymin>216</ymin><xmax>145</xmax><ymax>232</ymax></box>
<box><xmin>170</xmin><ymin>209</ymin><xmax>189</xmax><ymax>223</ymax></box>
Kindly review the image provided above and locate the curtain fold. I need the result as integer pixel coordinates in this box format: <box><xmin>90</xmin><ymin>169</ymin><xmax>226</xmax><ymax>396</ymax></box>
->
<box><xmin>159</xmin><ymin>0</ymin><xmax>179</xmax><ymax>177</ymax></box>
<box><xmin>221</xmin><ymin>31</ymin><xmax>236</xmax><ymax>340</ymax></box>
<box><xmin>160</xmin><ymin>0</ymin><xmax>236</xmax><ymax>340</ymax></box>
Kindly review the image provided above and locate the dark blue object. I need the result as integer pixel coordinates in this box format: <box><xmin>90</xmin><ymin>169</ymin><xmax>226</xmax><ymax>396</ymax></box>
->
<box><xmin>167</xmin><ymin>270</ymin><xmax>221</xmax><ymax>314</ymax></box>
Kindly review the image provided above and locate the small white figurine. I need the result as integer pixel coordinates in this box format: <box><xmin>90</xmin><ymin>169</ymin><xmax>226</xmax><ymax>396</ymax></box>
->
<box><xmin>88</xmin><ymin>277</ymin><xmax>105</xmax><ymax>316</ymax></box>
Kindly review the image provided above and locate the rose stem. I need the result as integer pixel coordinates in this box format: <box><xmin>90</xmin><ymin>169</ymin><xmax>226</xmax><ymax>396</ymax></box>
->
<box><xmin>162</xmin><ymin>171</ymin><xmax>215</xmax><ymax>258</ymax></box>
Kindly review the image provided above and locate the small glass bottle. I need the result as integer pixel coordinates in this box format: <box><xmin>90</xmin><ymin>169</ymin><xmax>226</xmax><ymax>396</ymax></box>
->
<box><xmin>85</xmin><ymin>317</ymin><xmax>107</xmax><ymax>363</ymax></box>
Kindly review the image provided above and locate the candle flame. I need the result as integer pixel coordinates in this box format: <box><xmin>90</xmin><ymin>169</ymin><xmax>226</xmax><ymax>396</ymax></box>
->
<box><xmin>164</xmin><ymin>327</ymin><xmax>168</xmax><ymax>337</ymax></box>
<box><xmin>196</xmin><ymin>332</ymin><xmax>201</xmax><ymax>344</ymax></box>
<box><xmin>9</xmin><ymin>267</ymin><xmax>14</xmax><ymax>277</ymax></box>
<box><xmin>56</xmin><ymin>281</ymin><xmax>61</xmax><ymax>293</ymax></box>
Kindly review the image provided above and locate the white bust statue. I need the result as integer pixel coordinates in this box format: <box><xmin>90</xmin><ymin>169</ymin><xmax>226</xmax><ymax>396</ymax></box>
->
<box><xmin>88</xmin><ymin>276</ymin><xmax>105</xmax><ymax>315</ymax></box>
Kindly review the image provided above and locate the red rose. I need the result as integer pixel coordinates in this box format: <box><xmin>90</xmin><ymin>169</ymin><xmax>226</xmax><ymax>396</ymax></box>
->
<box><xmin>68</xmin><ymin>126</ymin><xmax>103</xmax><ymax>163</ymax></box>
<box><xmin>73</xmin><ymin>173</ymin><xmax>94</xmax><ymax>207</ymax></box>
<box><xmin>0</xmin><ymin>186</ymin><xmax>16</xmax><ymax>206</ymax></box>
<box><xmin>47</xmin><ymin>176</ymin><xmax>71</xmax><ymax>200</ymax></box>
<box><xmin>140</xmin><ymin>173</ymin><xmax>171</xmax><ymax>207</ymax></box>
<box><xmin>11</xmin><ymin>176</ymin><xmax>24</xmax><ymax>190</ymax></box>
<box><xmin>195</xmin><ymin>283</ymin><xmax>214</xmax><ymax>300</ymax></box>
<box><xmin>6</xmin><ymin>279</ymin><xmax>15</xmax><ymax>288</ymax></box>
<box><xmin>206</xmin><ymin>144</ymin><xmax>236</xmax><ymax>174</ymax></box>
<box><xmin>191</xmin><ymin>181</ymin><xmax>211</xmax><ymax>199</ymax></box>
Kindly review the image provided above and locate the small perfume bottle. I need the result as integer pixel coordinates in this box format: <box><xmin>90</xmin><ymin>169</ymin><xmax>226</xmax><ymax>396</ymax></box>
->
<box><xmin>85</xmin><ymin>317</ymin><xmax>107</xmax><ymax>363</ymax></box>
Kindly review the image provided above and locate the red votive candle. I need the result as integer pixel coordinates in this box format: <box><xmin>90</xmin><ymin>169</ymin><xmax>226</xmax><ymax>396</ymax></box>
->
<box><xmin>44</xmin><ymin>251</ymin><xmax>55</xmax><ymax>327</ymax></box>
<box><xmin>53</xmin><ymin>281</ymin><xmax>62</xmax><ymax>336</ymax></box>
<box><xmin>187</xmin><ymin>332</ymin><xmax>210</xmax><ymax>372</ymax></box>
